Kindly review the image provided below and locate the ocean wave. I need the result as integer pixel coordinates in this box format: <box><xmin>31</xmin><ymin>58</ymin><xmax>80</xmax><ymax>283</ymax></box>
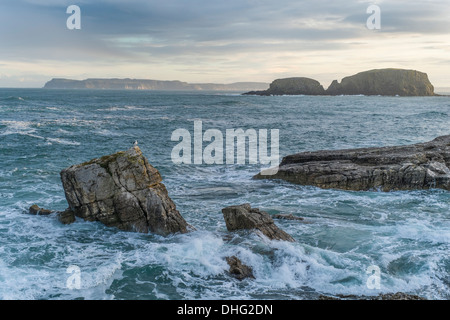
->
<box><xmin>96</xmin><ymin>105</ymin><xmax>146</xmax><ymax>112</ymax></box>
<box><xmin>19</xmin><ymin>133</ymin><xmax>80</xmax><ymax>146</ymax></box>
<box><xmin>0</xmin><ymin>120</ymin><xmax>36</xmax><ymax>136</ymax></box>
<box><xmin>0</xmin><ymin>96</ymin><xmax>26</xmax><ymax>102</ymax></box>
<box><xmin>1</xmin><ymin>91</ymin><xmax>450</xmax><ymax>300</ymax></box>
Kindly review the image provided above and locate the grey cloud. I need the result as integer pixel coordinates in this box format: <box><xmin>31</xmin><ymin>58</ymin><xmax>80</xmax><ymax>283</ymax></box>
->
<box><xmin>0</xmin><ymin>0</ymin><xmax>372</xmax><ymax>63</ymax></box>
<box><xmin>0</xmin><ymin>0</ymin><xmax>449</xmax><ymax>86</ymax></box>
<box><xmin>345</xmin><ymin>1</ymin><xmax>450</xmax><ymax>34</ymax></box>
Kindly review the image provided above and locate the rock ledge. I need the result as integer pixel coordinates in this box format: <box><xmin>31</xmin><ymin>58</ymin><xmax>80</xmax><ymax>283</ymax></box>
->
<box><xmin>255</xmin><ymin>135</ymin><xmax>450</xmax><ymax>191</ymax></box>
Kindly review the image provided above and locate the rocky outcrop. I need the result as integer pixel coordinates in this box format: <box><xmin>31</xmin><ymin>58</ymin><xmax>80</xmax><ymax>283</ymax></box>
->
<box><xmin>222</xmin><ymin>204</ymin><xmax>295</xmax><ymax>242</ymax></box>
<box><xmin>319</xmin><ymin>292</ymin><xmax>426</xmax><ymax>300</ymax></box>
<box><xmin>60</xmin><ymin>146</ymin><xmax>193</xmax><ymax>235</ymax></box>
<box><xmin>27</xmin><ymin>205</ymin><xmax>76</xmax><ymax>225</ymax></box>
<box><xmin>226</xmin><ymin>256</ymin><xmax>255</xmax><ymax>281</ymax></box>
<box><xmin>244</xmin><ymin>77</ymin><xmax>325</xmax><ymax>96</ymax></box>
<box><xmin>273</xmin><ymin>213</ymin><xmax>304</xmax><ymax>221</ymax></box>
<box><xmin>254</xmin><ymin>135</ymin><xmax>450</xmax><ymax>192</ymax></box>
<box><xmin>28</xmin><ymin>204</ymin><xmax>53</xmax><ymax>216</ymax></box>
<box><xmin>326</xmin><ymin>69</ymin><xmax>435</xmax><ymax>96</ymax></box>
<box><xmin>57</xmin><ymin>209</ymin><xmax>76</xmax><ymax>225</ymax></box>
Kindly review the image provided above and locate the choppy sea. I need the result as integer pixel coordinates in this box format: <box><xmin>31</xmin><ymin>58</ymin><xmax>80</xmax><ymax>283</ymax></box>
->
<box><xmin>0</xmin><ymin>88</ymin><xmax>449</xmax><ymax>300</ymax></box>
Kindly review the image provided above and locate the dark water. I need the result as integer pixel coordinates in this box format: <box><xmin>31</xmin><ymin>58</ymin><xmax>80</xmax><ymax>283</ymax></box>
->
<box><xmin>0</xmin><ymin>88</ymin><xmax>449</xmax><ymax>300</ymax></box>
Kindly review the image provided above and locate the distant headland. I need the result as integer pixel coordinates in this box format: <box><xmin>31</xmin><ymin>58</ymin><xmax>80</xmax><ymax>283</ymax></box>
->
<box><xmin>43</xmin><ymin>78</ymin><xmax>269</xmax><ymax>92</ymax></box>
<box><xmin>244</xmin><ymin>69</ymin><xmax>436</xmax><ymax>96</ymax></box>
<box><xmin>43</xmin><ymin>69</ymin><xmax>439</xmax><ymax>96</ymax></box>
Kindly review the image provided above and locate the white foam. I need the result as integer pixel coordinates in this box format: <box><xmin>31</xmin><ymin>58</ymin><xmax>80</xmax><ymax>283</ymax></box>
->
<box><xmin>0</xmin><ymin>120</ymin><xmax>36</xmax><ymax>136</ymax></box>
<box><xmin>98</xmin><ymin>105</ymin><xmax>146</xmax><ymax>112</ymax></box>
<box><xmin>45</xmin><ymin>137</ymin><xmax>81</xmax><ymax>146</ymax></box>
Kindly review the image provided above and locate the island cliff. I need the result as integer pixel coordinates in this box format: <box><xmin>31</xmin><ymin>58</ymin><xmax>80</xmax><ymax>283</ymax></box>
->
<box><xmin>244</xmin><ymin>77</ymin><xmax>325</xmax><ymax>96</ymax></box>
<box><xmin>244</xmin><ymin>69</ymin><xmax>435</xmax><ymax>96</ymax></box>
<box><xmin>326</xmin><ymin>69</ymin><xmax>434</xmax><ymax>96</ymax></box>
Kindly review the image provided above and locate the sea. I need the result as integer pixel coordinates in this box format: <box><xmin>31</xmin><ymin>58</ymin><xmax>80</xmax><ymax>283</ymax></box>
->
<box><xmin>0</xmin><ymin>88</ymin><xmax>449</xmax><ymax>300</ymax></box>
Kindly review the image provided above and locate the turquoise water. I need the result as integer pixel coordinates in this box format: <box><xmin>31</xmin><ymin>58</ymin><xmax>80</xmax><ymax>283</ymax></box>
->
<box><xmin>0</xmin><ymin>88</ymin><xmax>449</xmax><ymax>300</ymax></box>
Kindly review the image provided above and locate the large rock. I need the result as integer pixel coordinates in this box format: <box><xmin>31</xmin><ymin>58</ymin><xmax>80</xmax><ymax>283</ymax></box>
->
<box><xmin>244</xmin><ymin>77</ymin><xmax>325</xmax><ymax>96</ymax></box>
<box><xmin>60</xmin><ymin>146</ymin><xmax>192</xmax><ymax>235</ymax></box>
<box><xmin>254</xmin><ymin>135</ymin><xmax>450</xmax><ymax>191</ymax></box>
<box><xmin>326</xmin><ymin>69</ymin><xmax>435</xmax><ymax>96</ymax></box>
<box><xmin>222</xmin><ymin>204</ymin><xmax>295</xmax><ymax>242</ymax></box>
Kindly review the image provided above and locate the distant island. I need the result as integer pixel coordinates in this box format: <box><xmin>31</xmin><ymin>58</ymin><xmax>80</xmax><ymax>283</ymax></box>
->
<box><xmin>244</xmin><ymin>69</ymin><xmax>436</xmax><ymax>96</ymax></box>
<box><xmin>43</xmin><ymin>78</ymin><xmax>269</xmax><ymax>92</ymax></box>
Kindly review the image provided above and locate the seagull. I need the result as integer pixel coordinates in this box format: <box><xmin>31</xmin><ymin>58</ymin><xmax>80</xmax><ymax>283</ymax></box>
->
<box><xmin>134</xmin><ymin>140</ymin><xmax>138</xmax><ymax>146</ymax></box>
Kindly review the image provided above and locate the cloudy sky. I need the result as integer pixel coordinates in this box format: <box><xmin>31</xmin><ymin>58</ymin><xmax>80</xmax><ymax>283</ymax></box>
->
<box><xmin>0</xmin><ymin>0</ymin><xmax>449</xmax><ymax>88</ymax></box>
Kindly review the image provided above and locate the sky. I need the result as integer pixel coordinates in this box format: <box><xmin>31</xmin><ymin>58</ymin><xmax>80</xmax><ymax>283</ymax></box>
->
<box><xmin>0</xmin><ymin>0</ymin><xmax>449</xmax><ymax>88</ymax></box>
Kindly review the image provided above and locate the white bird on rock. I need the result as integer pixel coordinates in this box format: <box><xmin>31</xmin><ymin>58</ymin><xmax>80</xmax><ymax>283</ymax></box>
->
<box><xmin>134</xmin><ymin>140</ymin><xmax>138</xmax><ymax>147</ymax></box>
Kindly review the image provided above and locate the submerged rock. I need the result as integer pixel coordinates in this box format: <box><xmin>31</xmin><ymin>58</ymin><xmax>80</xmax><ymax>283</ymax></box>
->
<box><xmin>255</xmin><ymin>135</ymin><xmax>450</xmax><ymax>192</ymax></box>
<box><xmin>28</xmin><ymin>204</ymin><xmax>53</xmax><ymax>216</ymax></box>
<box><xmin>226</xmin><ymin>256</ymin><xmax>255</xmax><ymax>281</ymax></box>
<box><xmin>57</xmin><ymin>209</ymin><xmax>76</xmax><ymax>225</ymax></box>
<box><xmin>244</xmin><ymin>77</ymin><xmax>325</xmax><ymax>96</ymax></box>
<box><xmin>60</xmin><ymin>146</ymin><xmax>193</xmax><ymax>235</ymax></box>
<box><xmin>222</xmin><ymin>204</ymin><xmax>295</xmax><ymax>242</ymax></box>
<box><xmin>272</xmin><ymin>213</ymin><xmax>304</xmax><ymax>221</ymax></box>
<box><xmin>27</xmin><ymin>205</ymin><xmax>76</xmax><ymax>225</ymax></box>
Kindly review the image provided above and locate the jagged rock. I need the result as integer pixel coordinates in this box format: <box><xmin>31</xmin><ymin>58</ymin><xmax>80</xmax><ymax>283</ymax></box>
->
<box><xmin>244</xmin><ymin>77</ymin><xmax>325</xmax><ymax>96</ymax></box>
<box><xmin>222</xmin><ymin>204</ymin><xmax>295</xmax><ymax>242</ymax></box>
<box><xmin>226</xmin><ymin>256</ymin><xmax>255</xmax><ymax>281</ymax></box>
<box><xmin>60</xmin><ymin>146</ymin><xmax>193</xmax><ymax>235</ymax></box>
<box><xmin>326</xmin><ymin>69</ymin><xmax>435</xmax><ymax>96</ymax></box>
<box><xmin>28</xmin><ymin>204</ymin><xmax>53</xmax><ymax>216</ymax></box>
<box><xmin>254</xmin><ymin>135</ymin><xmax>450</xmax><ymax>192</ymax></box>
<box><xmin>272</xmin><ymin>213</ymin><xmax>304</xmax><ymax>221</ymax></box>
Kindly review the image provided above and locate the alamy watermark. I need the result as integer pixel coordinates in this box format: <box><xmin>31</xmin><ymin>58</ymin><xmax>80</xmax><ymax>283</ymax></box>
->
<box><xmin>66</xmin><ymin>5</ymin><xmax>81</xmax><ymax>30</ymax></box>
<box><xmin>366</xmin><ymin>4</ymin><xmax>381</xmax><ymax>30</ymax></box>
<box><xmin>366</xmin><ymin>265</ymin><xmax>381</xmax><ymax>290</ymax></box>
<box><xmin>66</xmin><ymin>265</ymin><xmax>81</xmax><ymax>290</ymax></box>
<box><xmin>65</xmin><ymin>4</ymin><xmax>379</xmax><ymax>31</ymax></box>
<box><xmin>171</xmin><ymin>121</ymin><xmax>280</xmax><ymax>175</ymax></box>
